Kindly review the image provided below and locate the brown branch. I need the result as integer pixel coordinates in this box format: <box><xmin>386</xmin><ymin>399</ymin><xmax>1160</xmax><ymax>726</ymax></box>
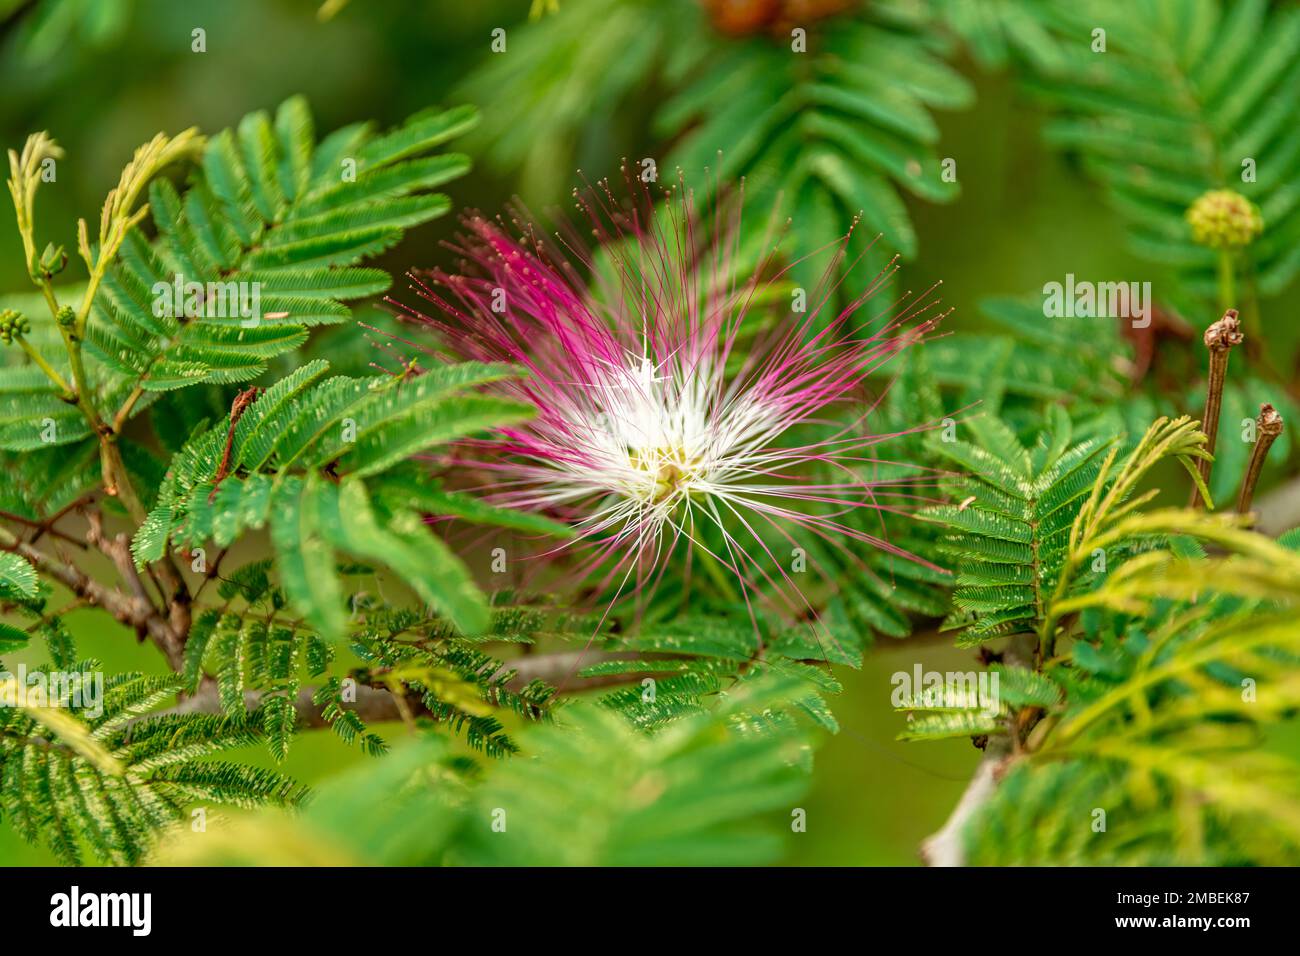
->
<box><xmin>83</xmin><ymin>507</ymin><xmax>186</xmax><ymax>668</ymax></box>
<box><xmin>1238</xmin><ymin>403</ymin><xmax>1284</xmax><ymax>515</ymax></box>
<box><xmin>191</xmin><ymin>546</ymin><xmax>229</xmax><ymax>602</ymax></box>
<box><xmin>493</xmin><ymin>649</ymin><xmax>652</xmax><ymax>691</ymax></box>
<box><xmin>25</xmin><ymin>491</ymin><xmax>97</xmax><ymax>547</ymax></box>
<box><xmin>208</xmin><ymin>386</ymin><xmax>262</xmax><ymax>503</ymax></box>
<box><xmin>920</xmin><ymin>631</ymin><xmax>1036</xmax><ymax>866</ymax></box>
<box><xmin>85</xmin><ymin>509</ymin><xmax>149</xmax><ymax>602</ymax></box>
<box><xmin>168</xmin><ymin>626</ymin><xmax>963</xmax><ymax>725</ymax></box>
<box><xmin>0</xmin><ymin>525</ymin><xmax>183</xmax><ymax>666</ymax></box>
<box><xmin>170</xmin><ymin>649</ymin><xmax>652</xmax><ymax>726</ymax></box>
<box><xmin>1191</xmin><ymin>309</ymin><xmax>1242</xmax><ymax>508</ymax></box>
<box><xmin>175</xmin><ymin>680</ymin><xmax>407</xmax><ymax>727</ymax></box>
<box><xmin>0</xmin><ymin>509</ymin><xmax>85</xmax><ymax>549</ymax></box>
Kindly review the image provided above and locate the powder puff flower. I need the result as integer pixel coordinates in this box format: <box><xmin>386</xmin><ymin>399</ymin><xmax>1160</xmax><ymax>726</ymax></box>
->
<box><xmin>391</xmin><ymin>179</ymin><xmax>946</xmax><ymax>622</ymax></box>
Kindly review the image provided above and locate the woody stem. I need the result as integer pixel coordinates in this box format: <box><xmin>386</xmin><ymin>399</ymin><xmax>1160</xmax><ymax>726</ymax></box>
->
<box><xmin>1191</xmin><ymin>310</ymin><xmax>1242</xmax><ymax>509</ymax></box>
<box><xmin>1238</xmin><ymin>403</ymin><xmax>1284</xmax><ymax>514</ymax></box>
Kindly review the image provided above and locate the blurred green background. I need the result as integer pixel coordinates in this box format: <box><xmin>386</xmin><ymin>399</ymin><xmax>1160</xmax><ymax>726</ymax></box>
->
<box><xmin>2</xmin><ymin>0</ymin><xmax>1296</xmax><ymax>866</ymax></box>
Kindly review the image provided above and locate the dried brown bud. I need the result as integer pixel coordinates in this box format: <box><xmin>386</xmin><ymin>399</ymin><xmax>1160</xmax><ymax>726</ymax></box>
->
<box><xmin>1203</xmin><ymin>309</ymin><xmax>1243</xmax><ymax>351</ymax></box>
<box><xmin>1259</xmin><ymin>402</ymin><xmax>1284</xmax><ymax>438</ymax></box>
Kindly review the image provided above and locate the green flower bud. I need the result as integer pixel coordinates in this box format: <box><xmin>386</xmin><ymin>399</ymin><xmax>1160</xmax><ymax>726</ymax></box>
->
<box><xmin>56</xmin><ymin>305</ymin><xmax>76</xmax><ymax>328</ymax></box>
<box><xmin>38</xmin><ymin>242</ymin><xmax>68</xmax><ymax>278</ymax></box>
<box><xmin>0</xmin><ymin>309</ymin><xmax>30</xmax><ymax>344</ymax></box>
<box><xmin>1186</xmin><ymin>189</ymin><xmax>1263</xmax><ymax>249</ymax></box>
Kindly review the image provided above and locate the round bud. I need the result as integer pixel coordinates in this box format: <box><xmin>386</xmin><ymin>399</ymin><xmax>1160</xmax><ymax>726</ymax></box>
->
<box><xmin>1186</xmin><ymin>189</ymin><xmax>1263</xmax><ymax>249</ymax></box>
<box><xmin>0</xmin><ymin>309</ymin><xmax>22</xmax><ymax>344</ymax></box>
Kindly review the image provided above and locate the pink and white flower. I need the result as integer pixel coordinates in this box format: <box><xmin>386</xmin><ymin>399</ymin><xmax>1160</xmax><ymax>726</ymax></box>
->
<box><xmin>392</xmin><ymin>180</ymin><xmax>946</xmax><ymax>620</ymax></box>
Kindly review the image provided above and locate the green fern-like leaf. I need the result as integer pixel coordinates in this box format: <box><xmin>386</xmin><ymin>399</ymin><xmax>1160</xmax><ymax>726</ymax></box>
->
<box><xmin>661</xmin><ymin>4</ymin><xmax>970</xmax><ymax>288</ymax></box>
<box><xmin>1</xmin><ymin>97</ymin><xmax>476</xmax><ymax>459</ymax></box>
<box><xmin>1029</xmin><ymin>0</ymin><xmax>1300</xmax><ymax>302</ymax></box>
<box><xmin>927</xmin><ymin>411</ymin><xmax>1114</xmax><ymax>643</ymax></box>
<box><xmin>0</xmin><ymin>664</ymin><xmax>303</xmax><ymax>865</ymax></box>
<box><xmin>131</xmin><ymin>361</ymin><xmax>540</xmax><ymax>641</ymax></box>
<box><xmin>932</xmin><ymin>0</ymin><xmax>1070</xmax><ymax>73</ymax></box>
<box><xmin>453</xmin><ymin>676</ymin><xmax>812</xmax><ymax>865</ymax></box>
<box><xmin>95</xmin><ymin>98</ymin><xmax>473</xmax><ymax>394</ymax></box>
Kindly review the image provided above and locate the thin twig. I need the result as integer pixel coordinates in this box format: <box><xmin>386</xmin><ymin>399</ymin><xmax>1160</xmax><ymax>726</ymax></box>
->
<box><xmin>167</xmin><ymin>650</ymin><xmax>663</xmax><ymax>727</ymax></box>
<box><xmin>191</xmin><ymin>546</ymin><xmax>229</xmax><ymax>601</ymax></box>
<box><xmin>1238</xmin><ymin>403</ymin><xmax>1284</xmax><ymax>515</ymax></box>
<box><xmin>0</xmin><ymin>509</ymin><xmax>85</xmax><ymax>549</ymax></box>
<box><xmin>26</xmin><ymin>491</ymin><xmax>97</xmax><ymax>547</ymax></box>
<box><xmin>1191</xmin><ymin>309</ymin><xmax>1242</xmax><ymax>508</ymax></box>
<box><xmin>208</xmin><ymin>387</ymin><xmax>262</xmax><ymax>503</ymax></box>
<box><xmin>22</xmin><ymin>597</ymin><xmax>87</xmax><ymax>632</ymax></box>
<box><xmin>84</xmin><ymin>507</ymin><xmax>190</xmax><ymax>668</ymax></box>
<box><xmin>0</xmin><ymin>524</ymin><xmax>182</xmax><ymax>665</ymax></box>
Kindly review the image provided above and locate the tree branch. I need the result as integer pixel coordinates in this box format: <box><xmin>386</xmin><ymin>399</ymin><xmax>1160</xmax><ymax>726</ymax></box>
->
<box><xmin>920</xmin><ymin>743</ymin><xmax>1012</xmax><ymax>867</ymax></box>
<box><xmin>1191</xmin><ymin>309</ymin><xmax>1242</xmax><ymax>508</ymax></box>
<box><xmin>0</xmin><ymin>523</ymin><xmax>183</xmax><ymax>667</ymax></box>
<box><xmin>920</xmin><ymin>632</ymin><xmax>1035</xmax><ymax>866</ymax></box>
<box><xmin>495</xmin><ymin>648</ymin><xmax>650</xmax><ymax>691</ymax></box>
<box><xmin>168</xmin><ymin>649</ymin><xmax>665</xmax><ymax>726</ymax></box>
<box><xmin>0</xmin><ymin>508</ymin><xmax>85</xmax><ymax>548</ymax></box>
<box><xmin>1238</xmin><ymin>403</ymin><xmax>1284</xmax><ymax>514</ymax></box>
<box><xmin>175</xmin><ymin>680</ymin><xmax>407</xmax><ymax>727</ymax></box>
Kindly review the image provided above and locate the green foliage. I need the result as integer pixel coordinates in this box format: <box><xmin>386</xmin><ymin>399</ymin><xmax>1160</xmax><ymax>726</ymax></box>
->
<box><xmin>1027</xmin><ymin>0</ymin><xmax>1300</xmax><ymax>304</ymax></box>
<box><xmin>183</xmin><ymin>592</ymin><xmax>585</xmax><ymax>763</ymax></box>
<box><xmin>158</xmin><ymin>733</ymin><xmax>467</xmax><ymax>865</ymax></box>
<box><xmin>993</xmin><ymin>663</ymin><xmax>1064</xmax><ymax>709</ymax></box>
<box><xmin>929</xmin><ymin>293</ymin><xmax>1291</xmax><ymax>513</ymax></box>
<box><xmin>0</xmin><ymin>552</ymin><xmax>37</xmax><ymax>599</ymax></box>
<box><xmin>969</xmin><ymin>589</ymin><xmax>1300</xmax><ymax>864</ymax></box>
<box><xmin>931</xmin><ymin>0</ymin><xmax>1068</xmax><ymax>73</ymax></box>
<box><xmin>928</xmin><ymin>414</ymin><xmax>1216</xmax><ymax>646</ymax></box>
<box><xmin>1</xmin><ymin>95</ymin><xmax>478</xmax><ymax>534</ymax></box>
<box><xmin>131</xmin><ymin>360</ymin><xmax>545</xmax><ymax>641</ymax></box>
<box><xmin>88</xmin><ymin>97</ymin><xmax>473</xmax><ymax>401</ymax></box>
<box><xmin>461</xmin><ymin>0</ymin><xmax>970</xmax><ymax>286</ymax></box>
<box><xmin>660</xmin><ymin>3</ymin><xmax>968</xmax><ymax>286</ymax></box>
<box><xmin>348</xmin><ymin>602</ymin><xmax>558</xmax><ymax>758</ymax></box>
<box><xmin>586</xmin><ymin>611</ymin><xmax>856</xmax><ymax>738</ymax></box>
<box><xmin>182</xmin><ymin>603</ymin><xmax>333</xmax><ymax>763</ymax></box>
<box><xmin>899</xmin><ymin>408</ymin><xmax>1300</xmax><ymax>865</ymax></box>
<box><xmin>154</xmin><ymin>674</ymin><xmax>812</xmax><ymax>866</ymax></box>
<box><xmin>0</xmin><ymin>661</ymin><xmax>304</xmax><ymax>865</ymax></box>
<box><xmin>452</xmin><ymin>678</ymin><xmax>810</xmax><ymax>866</ymax></box>
<box><xmin>926</xmin><ymin>410</ymin><xmax>1115</xmax><ymax>643</ymax></box>
<box><xmin>897</xmin><ymin>709</ymin><xmax>1002</xmax><ymax>742</ymax></box>
<box><xmin>3</xmin><ymin>0</ymin><xmax>133</xmax><ymax>67</ymax></box>
<box><xmin>6</xmin><ymin>12</ymin><xmax>1300</xmax><ymax>869</ymax></box>
<box><xmin>961</xmin><ymin>760</ymin><xmax>1166</xmax><ymax>865</ymax></box>
<box><xmin>458</xmin><ymin>0</ymin><xmax>677</xmax><ymax>198</ymax></box>
<box><xmin>0</xmin><ymin>92</ymin><xmax>596</xmax><ymax>864</ymax></box>
<box><xmin>925</xmin><ymin>297</ymin><xmax>1130</xmax><ymax>411</ymax></box>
